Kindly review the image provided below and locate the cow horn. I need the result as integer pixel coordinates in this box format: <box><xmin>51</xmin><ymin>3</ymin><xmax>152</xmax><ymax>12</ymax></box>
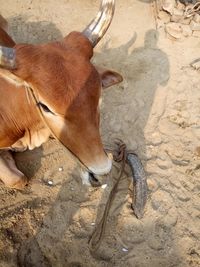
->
<box><xmin>82</xmin><ymin>0</ymin><xmax>115</xmax><ymax>47</ymax></box>
<box><xmin>0</xmin><ymin>46</ymin><xmax>16</xmax><ymax>69</ymax></box>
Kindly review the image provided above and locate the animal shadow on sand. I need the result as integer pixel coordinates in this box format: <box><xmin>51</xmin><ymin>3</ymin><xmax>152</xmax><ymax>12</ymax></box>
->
<box><xmin>8</xmin><ymin>15</ymin><xmax>63</xmax><ymax>44</ymax></box>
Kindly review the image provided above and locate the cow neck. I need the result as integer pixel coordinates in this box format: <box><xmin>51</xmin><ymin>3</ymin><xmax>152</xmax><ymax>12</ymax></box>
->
<box><xmin>0</xmin><ymin>69</ymin><xmax>57</xmax><ymax>140</ymax></box>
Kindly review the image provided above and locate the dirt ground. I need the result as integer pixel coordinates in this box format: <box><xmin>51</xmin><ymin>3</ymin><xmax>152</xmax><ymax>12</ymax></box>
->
<box><xmin>0</xmin><ymin>0</ymin><xmax>200</xmax><ymax>266</ymax></box>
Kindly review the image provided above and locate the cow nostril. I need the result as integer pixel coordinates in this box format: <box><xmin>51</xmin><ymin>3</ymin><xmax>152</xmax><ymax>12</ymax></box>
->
<box><xmin>89</xmin><ymin>172</ymin><xmax>101</xmax><ymax>187</ymax></box>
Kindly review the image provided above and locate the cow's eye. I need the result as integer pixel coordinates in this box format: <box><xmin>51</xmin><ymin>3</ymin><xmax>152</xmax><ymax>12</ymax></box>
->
<box><xmin>37</xmin><ymin>102</ymin><xmax>55</xmax><ymax>114</ymax></box>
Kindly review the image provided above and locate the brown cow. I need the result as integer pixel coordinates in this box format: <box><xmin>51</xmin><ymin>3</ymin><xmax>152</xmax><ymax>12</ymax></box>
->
<box><xmin>0</xmin><ymin>0</ymin><xmax>123</xmax><ymax>189</ymax></box>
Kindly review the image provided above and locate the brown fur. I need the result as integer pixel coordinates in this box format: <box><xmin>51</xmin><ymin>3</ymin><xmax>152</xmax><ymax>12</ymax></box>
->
<box><xmin>0</xmin><ymin>15</ymin><xmax>123</xmax><ymax>188</ymax></box>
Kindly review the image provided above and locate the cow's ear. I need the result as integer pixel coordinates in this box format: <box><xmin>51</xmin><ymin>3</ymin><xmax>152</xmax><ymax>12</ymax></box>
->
<box><xmin>97</xmin><ymin>67</ymin><xmax>123</xmax><ymax>89</ymax></box>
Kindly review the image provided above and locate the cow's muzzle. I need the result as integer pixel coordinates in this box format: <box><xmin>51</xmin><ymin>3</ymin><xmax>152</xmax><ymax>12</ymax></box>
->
<box><xmin>80</xmin><ymin>153</ymin><xmax>112</xmax><ymax>185</ymax></box>
<box><xmin>87</xmin><ymin>153</ymin><xmax>112</xmax><ymax>176</ymax></box>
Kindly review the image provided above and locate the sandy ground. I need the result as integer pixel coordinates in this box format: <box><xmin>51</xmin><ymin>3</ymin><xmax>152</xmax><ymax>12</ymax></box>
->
<box><xmin>0</xmin><ymin>0</ymin><xmax>200</xmax><ymax>266</ymax></box>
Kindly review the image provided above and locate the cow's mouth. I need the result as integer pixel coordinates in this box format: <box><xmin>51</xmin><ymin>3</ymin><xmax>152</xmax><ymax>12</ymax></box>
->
<box><xmin>89</xmin><ymin>172</ymin><xmax>101</xmax><ymax>187</ymax></box>
<box><xmin>79</xmin><ymin>152</ymin><xmax>112</xmax><ymax>186</ymax></box>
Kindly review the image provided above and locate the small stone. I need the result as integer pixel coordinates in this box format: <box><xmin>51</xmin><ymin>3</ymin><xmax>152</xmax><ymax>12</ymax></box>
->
<box><xmin>171</xmin><ymin>158</ymin><xmax>189</xmax><ymax>166</ymax></box>
<box><xmin>190</xmin><ymin>20</ymin><xmax>200</xmax><ymax>31</ymax></box>
<box><xmin>101</xmin><ymin>184</ymin><xmax>107</xmax><ymax>189</ymax></box>
<box><xmin>91</xmin><ymin>222</ymin><xmax>95</xmax><ymax>226</ymax></box>
<box><xmin>122</xmin><ymin>248</ymin><xmax>129</xmax><ymax>252</ymax></box>
<box><xmin>147</xmin><ymin>179</ymin><xmax>158</xmax><ymax>192</ymax></box>
<box><xmin>47</xmin><ymin>180</ymin><xmax>53</xmax><ymax>185</ymax></box>
<box><xmin>151</xmin><ymin>191</ymin><xmax>173</xmax><ymax>213</ymax></box>
<box><xmin>156</xmin><ymin>158</ymin><xmax>171</xmax><ymax>169</ymax></box>
<box><xmin>151</xmin><ymin>199</ymin><xmax>161</xmax><ymax>211</ymax></box>
<box><xmin>180</xmin><ymin>17</ymin><xmax>191</xmax><ymax>25</ymax></box>
<box><xmin>176</xmin><ymin>1</ymin><xmax>185</xmax><ymax>10</ymax></box>
<box><xmin>165</xmin><ymin>22</ymin><xmax>183</xmax><ymax>39</ymax></box>
<box><xmin>173</xmin><ymin>7</ymin><xmax>184</xmax><ymax>16</ymax></box>
<box><xmin>128</xmin><ymin>139</ymin><xmax>138</xmax><ymax>151</ymax></box>
<box><xmin>190</xmin><ymin>59</ymin><xmax>200</xmax><ymax>69</ymax></box>
<box><xmin>162</xmin><ymin>0</ymin><xmax>176</xmax><ymax>15</ymax></box>
<box><xmin>158</xmin><ymin>11</ymin><xmax>170</xmax><ymax>23</ymax></box>
<box><xmin>171</xmin><ymin>15</ymin><xmax>182</xmax><ymax>22</ymax></box>
<box><xmin>171</xmin><ymin>8</ymin><xmax>184</xmax><ymax>22</ymax></box>
<box><xmin>194</xmin><ymin>146</ymin><xmax>200</xmax><ymax>157</ymax></box>
<box><xmin>193</xmin><ymin>14</ymin><xmax>200</xmax><ymax>23</ymax></box>
<box><xmin>162</xmin><ymin>209</ymin><xmax>178</xmax><ymax>227</ymax></box>
<box><xmin>192</xmin><ymin>31</ymin><xmax>200</xmax><ymax>38</ymax></box>
<box><xmin>146</xmin><ymin>131</ymin><xmax>162</xmax><ymax>146</ymax></box>
<box><xmin>148</xmin><ymin>238</ymin><xmax>164</xmax><ymax>250</ymax></box>
<box><xmin>58</xmin><ymin>167</ymin><xmax>63</xmax><ymax>172</ymax></box>
<box><xmin>177</xmin><ymin>193</ymin><xmax>190</xmax><ymax>202</ymax></box>
<box><xmin>181</xmin><ymin>24</ymin><xmax>192</xmax><ymax>37</ymax></box>
<box><xmin>168</xmin><ymin>176</ymin><xmax>182</xmax><ymax>188</ymax></box>
<box><xmin>119</xmin><ymin>218</ymin><xmax>146</xmax><ymax>245</ymax></box>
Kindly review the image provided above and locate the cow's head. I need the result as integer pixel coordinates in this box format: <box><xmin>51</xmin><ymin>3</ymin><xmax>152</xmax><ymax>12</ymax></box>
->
<box><xmin>0</xmin><ymin>0</ymin><xmax>122</xmax><ymax>177</ymax></box>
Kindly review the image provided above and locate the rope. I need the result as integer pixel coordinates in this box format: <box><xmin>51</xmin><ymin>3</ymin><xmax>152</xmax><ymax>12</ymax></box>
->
<box><xmin>89</xmin><ymin>139</ymin><xmax>148</xmax><ymax>254</ymax></box>
<box><xmin>89</xmin><ymin>139</ymin><xmax>128</xmax><ymax>253</ymax></box>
